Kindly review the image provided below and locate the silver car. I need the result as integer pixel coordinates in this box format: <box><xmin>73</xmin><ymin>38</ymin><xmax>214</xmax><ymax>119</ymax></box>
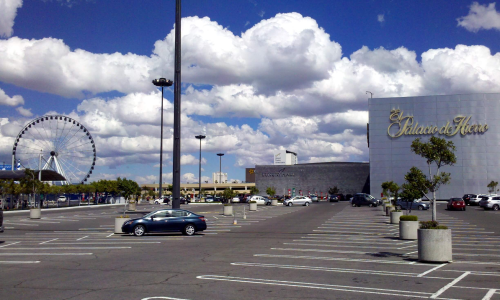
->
<box><xmin>480</xmin><ymin>196</ymin><xmax>500</xmax><ymax>210</ymax></box>
<box><xmin>283</xmin><ymin>196</ymin><xmax>312</xmax><ymax>206</ymax></box>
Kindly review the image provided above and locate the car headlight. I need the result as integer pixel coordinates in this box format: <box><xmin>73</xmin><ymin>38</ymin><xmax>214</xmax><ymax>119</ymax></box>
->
<box><xmin>124</xmin><ymin>220</ymin><xmax>133</xmax><ymax>226</ymax></box>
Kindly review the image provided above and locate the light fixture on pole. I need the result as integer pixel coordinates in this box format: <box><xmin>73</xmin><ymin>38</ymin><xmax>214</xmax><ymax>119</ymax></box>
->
<box><xmin>195</xmin><ymin>135</ymin><xmax>205</xmax><ymax>201</ymax></box>
<box><xmin>152</xmin><ymin>78</ymin><xmax>173</xmax><ymax>202</ymax></box>
<box><xmin>217</xmin><ymin>153</ymin><xmax>224</xmax><ymax>184</ymax></box>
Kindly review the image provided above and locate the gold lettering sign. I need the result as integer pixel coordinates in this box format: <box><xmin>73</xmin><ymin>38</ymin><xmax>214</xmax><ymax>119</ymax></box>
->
<box><xmin>387</xmin><ymin>109</ymin><xmax>488</xmax><ymax>138</ymax></box>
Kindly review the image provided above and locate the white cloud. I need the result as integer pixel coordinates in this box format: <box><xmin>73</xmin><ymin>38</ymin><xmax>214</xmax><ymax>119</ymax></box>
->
<box><xmin>15</xmin><ymin>106</ymin><xmax>32</xmax><ymax>117</ymax></box>
<box><xmin>0</xmin><ymin>88</ymin><xmax>23</xmax><ymax>106</ymax></box>
<box><xmin>457</xmin><ymin>2</ymin><xmax>500</xmax><ymax>32</ymax></box>
<box><xmin>377</xmin><ymin>14</ymin><xmax>385</xmax><ymax>23</ymax></box>
<box><xmin>0</xmin><ymin>0</ymin><xmax>22</xmax><ymax>38</ymax></box>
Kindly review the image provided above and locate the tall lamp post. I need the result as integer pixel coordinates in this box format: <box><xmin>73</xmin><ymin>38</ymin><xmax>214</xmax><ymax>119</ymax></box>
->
<box><xmin>152</xmin><ymin>78</ymin><xmax>173</xmax><ymax>202</ymax></box>
<box><xmin>217</xmin><ymin>153</ymin><xmax>224</xmax><ymax>185</ymax></box>
<box><xmin>195</xmin><ymin>135</ymin><xmax>206</xmax><ymax>201</ymax></box>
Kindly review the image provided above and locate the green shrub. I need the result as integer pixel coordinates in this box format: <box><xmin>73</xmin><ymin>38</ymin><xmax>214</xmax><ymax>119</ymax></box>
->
<box><xmin>223</xmin><ymin>204</ymin><xmax>232</xmax><ymax>206</ymax></box>
<box><xmin>249</xmin><ymin>201</ymin><xmax>257</xmax><ymax>204</ymax></box>
<box><xmin>419</xmin><ymin>220</ymin><xmax>447</xmax><ymax>229</ymax></box>
<box><xmin>400</xmin><ymin>215</ymin><xmax>418</xmax><ymax>221</ymax></box>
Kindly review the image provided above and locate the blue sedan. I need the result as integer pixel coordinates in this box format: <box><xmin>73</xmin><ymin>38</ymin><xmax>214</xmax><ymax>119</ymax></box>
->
<box><xmin>121</xmin><ymin>209</ymin><xmax>207</xmax><ymax>236</ymax></box>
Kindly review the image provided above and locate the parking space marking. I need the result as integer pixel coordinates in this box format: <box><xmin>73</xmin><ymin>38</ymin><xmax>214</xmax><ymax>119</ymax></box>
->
<box><xmin>230</xmin><ymin>262</ymin><xmax>453</xmax><ymax>279</ymax></box>
<box><xmin>197</xmin><ymin>275</ymin><xmax>446</xmax><ymax>299</ymax></box>
<box><xmin>430</xmin><ymin>272</ymin><xmax>470</xmax><ymax>299</ymax></box>
<box><xmin>293</xmin><ymin>239</ymin><xmax>400</xmax><ymax>246</ymax></box>
<box><xmin>313</xmin><ymin>229</ymin><xmax>396</xmax><ymax>235</ymax></box>
<box><xmin>141</xmin><ymin>297</ymin><xmax>191</xmax><ymax>300</ymax></box>
<box><xmin>481</xmin><ymin>289</ymin><xmax>497</xmax><ymax>300</ymax></box>
<box><xmin>0</xmin><ymin>253</ymin><xmax>93</xmax><ymax>256</ymax></box>
<box><xmin>2</xmin><ymin>246</ymin><xmax>131</xmax><ymax>250</ymax></box>
<box><xmin>3</xmin><ymin>222</ymin><xmax>39</xmax><ymax>226</ymax></box>
<box><xmin>283</xmin><ymin>243</ymin><xmax>401</xmax><ymax>250</ymax></box>
<box><xmin>0</xmin><ymin>261</ymin><xmax>40</xmax><ymax>264</ymax></box>
<box><xmin>254</xmin><ymin>254</ymin><xmax>429</xmax><ymax>265</ymax></box>
<box><xmin>417</xmin><ymin>263</ymin><xmax>448</xmax><ymax>277</ymax></box>
<box><xmin>0</xmin><ymin>241</ymin><xmax>21</xmax><ymax>248</ymax></box>
<box><xmin>39</xmin><ymin>238</ymin><xmax>59</xmax><ymax>245</ymax></box>
<box><xmin>76</xmin><ymin>236</ymin><xmax>88</xmax><ymax>241</ymax></box>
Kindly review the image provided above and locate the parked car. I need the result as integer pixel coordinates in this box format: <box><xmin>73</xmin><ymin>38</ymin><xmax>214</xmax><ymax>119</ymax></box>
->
<box><xmin>462</xmin><ymin>194</ymin><xmax>476</xmax><ymax>206</ymax></box>
<box><xmin>395</xmin><ymin>199</ymin><xmax>429</xmax><ymax>210</ymax></box>
<box><xmin>154</xmin><ymin>196</ymin><xmax>170</xmax><ymax>205</ymax></box>
<box><xmin>283</xmin><ymin>196</ymin><xmax>312</xmax><ymax>206</ymax></box>
<box><xmin>469</xmin><ymin>194</ymin><xmax>488</xmax><ymax>206</ymax></box>
<box><xmin>351</xmin><ymin>193</ymin><xmax>378</xmax><ymax>207</ymax></box>
<box><xmin>447</xmin><ymin>198</ymin><xmax>466</xmax><ymax>211</ymax></box>
<box><xmin>479</xmin><ymin>196</ymin><xmax>500</xmax><ymax>210</ymax></box>
<box><xmin>247</xmin><ymin>195</ymin><xmax>271</xmax><ymax>205</ymax></box>
<box><xmin>179</xmin><ymin>197</ymin><xmax>190</xmax><ymax>205</ymax></box>
<box><xmin>345</xmin><ymin>194</ymin><xmax>353</xmax><ymax>202</ymax></box>
<box><xmin>310</xmin><ymin>195</ymin><xmax>319</xmax><ymax>202</ymax></box>
<box><xmin>231</xmin><ymin>196</ymin><xmax>240</xmax><ymax>203</ymax></box>
<box><xmin>121</xmin><ymin>209</ymin><xmax>206</xmax><ymax>236</ymax></box>
<box><xmin>58</xmin><ymin>195</ymin><xmax>67</xmax><ymax>202</ymax></box>
<box><xmin>205</xmin><ymin>196</ymin><xmax>214</xmax><ymax>202</ymax></box>
<box><xmin>328</xmin><ymin>194</ymin><xmax>338</xmax><ymax>202</ymax></box>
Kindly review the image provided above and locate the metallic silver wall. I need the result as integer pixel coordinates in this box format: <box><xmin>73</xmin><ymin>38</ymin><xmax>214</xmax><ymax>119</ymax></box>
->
<box><xmin>369</xmin><ymin>93</ymin><xmax>500</xmax><ymax>199</ymax></box>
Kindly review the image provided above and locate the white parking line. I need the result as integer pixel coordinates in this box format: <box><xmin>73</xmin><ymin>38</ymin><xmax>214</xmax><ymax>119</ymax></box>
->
<box><xmin>230</xmin><ymin>262</ymin><xmax>452</xmax><ymax>279</ymax></box>
<box><xmin>313</xmin><ymin>230</ymin><xmax>394</xmax><ymax>235</ymax></box>
<box><xmin>197</xmin><ymin>275</ymin><xmax>444</xmax><ymax>299</ymax></box>
<box><xmin>0</xmin><ymin>253</ymin><xmax>93</xmax><ymax>256</ymax></box>
<box><xmin>481</xmin><ymin>289</ymin><xmax>497</xmax><ymax>300</ymax></box>
<box><xmin>0</xmin><ymin>242</ymin><xmax>21</xmax><ymax>248</ymax></box>
<box><xmin>253</xmin><ymin>254</ymin><xmax>431</xmax><ymax>265</ymax></box>
<box><xmin>293</xmin><ymin>239</ymin><xmax>399</xmax><ymax>246</ymax></box>
<box><xmin>39</xmin><ymin>238</ymin><xmax>59</xmax><ymax>245</ymax></box>
<box><xmin>417</xmin><ymin>263</ymin><xmax>448</xmax><ymax>277</ymax></box>
<box><xmin>0</xmin><ymin>261</ymin><xmax>40</xmax><ymax>264</ymax></box>
<box><xmin>283</xmin><ymin>243</ymin><xmax>399</xmax><ymax>250</ymax></box>
<box><xmin>430</xmin><ymin>272</ymin><xmax>470</xmax><ymax>299</ymax></box>
<box><xmin>76</xmin><ymin>236</ymin><xmax>88</xmax><ymax>241</ymax></box>
<box><xmin>3</xmin><ymin>222</ymin><xmax>38</xmax><ymax>226</ymax></box>
<box><xmin>1</xmin><ymin>247</ymin><xmax>131</xmax><ymax>250</ymax></box>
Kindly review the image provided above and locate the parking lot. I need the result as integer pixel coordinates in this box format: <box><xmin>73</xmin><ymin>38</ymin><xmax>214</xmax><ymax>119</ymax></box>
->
<box><xmin>0</xmin><ymin>201</ymin><xmax>498</xmax><ymax>300</ymax></box>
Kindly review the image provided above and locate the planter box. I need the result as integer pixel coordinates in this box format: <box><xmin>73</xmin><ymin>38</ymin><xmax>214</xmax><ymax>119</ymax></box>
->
<box><xmin>223</xmin><ymin>205</ymin><xmax>233</xmax><ymax>216</ymax></box>
<box><xmin>271</xmin><ymin>199</ymin><xmax>278</xmax><ymax>206</ymax></box>
<box><xmin>385</xmin><ymin>206</ymin><xmax>394</xmax><ymax>216</ymax></box>
<box><xmin>129</xmin><ymin>202</ymin><xmax>136</xmax><ymax>211</ymax></box>
<box><xmin>30</xmin><ymin>208</ymin><xmax>41</xmax><ymax>219</ymax></box>
<box><xmin>390</xmin><ymin>211</ymin><xmax>403</xmax><ymax>224</ymax></box>
<box><xmin>418</xmin><ymin>229</ymin><xmax>452</xmax><ymax>262</ymax></box>
<box><xmin>249</xmin><ymin>203</ymin><xmax>257</xmax><ymax>211</ymax></box>
<box><xmin>114</xmin><ymin>217</ymin><xmax>130</xmax><ymax>234</ymax></box>
<box><xmin>399</xmin><ymin>221</ymin><xmax>418</xmax><ymax>240</ymax></box>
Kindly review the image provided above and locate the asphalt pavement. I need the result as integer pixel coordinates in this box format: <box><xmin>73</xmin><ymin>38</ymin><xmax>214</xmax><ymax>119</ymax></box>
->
<box><xmin>0</xmin><ymin>201</ymin><xmax>498</xmax><ymax>300</ymax></box>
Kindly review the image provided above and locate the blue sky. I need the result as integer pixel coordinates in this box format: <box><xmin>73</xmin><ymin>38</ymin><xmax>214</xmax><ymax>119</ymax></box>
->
<box><xmin>0</xmin><ymin>0</ymin><xmax>499</xmax><ymax>185</ymax></box>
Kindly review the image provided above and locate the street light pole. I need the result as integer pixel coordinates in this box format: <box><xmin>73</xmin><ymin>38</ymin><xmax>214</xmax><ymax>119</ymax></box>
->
<box><xmin>195</xmin><ymin>135</ymin><xmax>205</xmax><ymax>201</ymax></box>
<box><xmin>217</xmin><ymin>153</ymin><xmax>224</xmax><ymax>185</ymax></box>
<box><xmin>172</xmin><ymin>0</ymin><xmax>182</xmax><ymax>209</ymax></box>
<box><xmin>152</xmin><ymin>78</ymin><xmax>173</xmax><ymax>202</ymax></box>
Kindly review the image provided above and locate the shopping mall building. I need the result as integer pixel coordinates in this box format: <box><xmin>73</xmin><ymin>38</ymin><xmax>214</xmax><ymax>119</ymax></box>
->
<box><xmin>369</xmin><ymin>93</ymin><xmax>499</xmax><ymax>199</ymax></box>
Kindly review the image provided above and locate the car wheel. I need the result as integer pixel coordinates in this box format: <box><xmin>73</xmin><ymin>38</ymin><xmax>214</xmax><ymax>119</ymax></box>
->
<box><xmin>418</xmin><ymin>206</ymin><xmax>424</xmax><ymax>210</ymax></box>
<box><xmin>305</xmin><ymin>202</ymin><xmax>310</xmax><ymax>206</ymax></box>
<box><xmin>288</xmin><ymin>202</ymin><xmax>293</xmax><ymax>206</ymax></box>
<box><xmin>133</xmin><ymin>225</ymin><xmax>146</xmax><ymax>237</ymax></box>
<box><xmin>493</xmin><ymin>205</ymin><xmax>499</xmax><ymax>211</ymax></box>
<box><xmin>183</xmin><ymin>224</ymin><xmax>196</xmax><ymax>236</ymax></box>
<box><xmin>368</xmin><ymin>203</ymin><xmax>374</xmax><ymax>207</ymax></box>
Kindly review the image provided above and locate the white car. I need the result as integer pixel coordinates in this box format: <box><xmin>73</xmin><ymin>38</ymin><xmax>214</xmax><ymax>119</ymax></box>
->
<box><xmin>58</xmin><ymin>195</ymin><xmax>67</xmax><ymax>202</ymax></box>
<box><xmin>231</xmin><ymin>196</ymin><xmax>240</xmax><ymax>203</ymax></box>
<box><xmin>283</xmin><ymin>196</ymin><xmax>312</xmax><ymax>206</ymax></box>
<box><xmin>469</xmin><ymin>194</ymin><xmax>488</xmax><ymax>205</ymax></box>
<box><xmin>480</xmin><ymin>196</ymin><xmax>500</xmax><ymax>211</ymax></box>
<box><xmin>154</xmin><ymin>196</ymin><xmax>170</xmax><ymax>205</ymax></box>
<box><xmin>247</xmin><ymin>195</ymin><xmax>271</xmax><ymax>205</ymax></box>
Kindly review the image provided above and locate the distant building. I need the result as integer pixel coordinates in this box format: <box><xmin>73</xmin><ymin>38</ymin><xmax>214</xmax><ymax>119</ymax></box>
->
<box><xmin>245</xmin><ymin>168</ymin><xmax>255</xmax><ymax>183</ymax></box>
<box><xmin>274</xmin><ymin>150</ymin><xmax>298</xmax><ymax>165</ymax></box>
<box><xmin>212</xmin><ymin>172</ymin><xmax>228</xmax><ymax>184</ymax></box>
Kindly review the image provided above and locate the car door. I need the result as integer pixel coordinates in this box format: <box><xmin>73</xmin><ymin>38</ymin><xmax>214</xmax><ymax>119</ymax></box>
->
<box><xmin>168</xmin><ymin>210</ymin><xmax>188</xmax><ymax>231</ymax></box>
<box><xmin>148</xmin><ymin>210</ymin><xmax>171</xmax><ymax>232</ymax></box>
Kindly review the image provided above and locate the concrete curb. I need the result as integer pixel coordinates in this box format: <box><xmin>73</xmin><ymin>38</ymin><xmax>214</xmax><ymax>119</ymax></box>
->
<box><xmin>3</xmin><ymin>203</ymin><xmax>125</xmax><ymax>214</ymax></box>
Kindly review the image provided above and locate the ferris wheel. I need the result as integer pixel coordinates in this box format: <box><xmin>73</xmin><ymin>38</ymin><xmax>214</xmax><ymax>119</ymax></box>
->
<box><xmin>12</xmin><ymin>115</ymin><xmax>96</xmax><ymax>185</ymax></box>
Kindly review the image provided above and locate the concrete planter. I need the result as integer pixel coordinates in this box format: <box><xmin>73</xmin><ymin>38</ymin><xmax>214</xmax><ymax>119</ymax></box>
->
<box><xmin>149</xmin><ymin>200</ymin><xmax>154</xmax><ymax>204</ymax></box>
<box><xmin>129</xmin><ymin>202</ymin><xmax>136</xmax><ymax>211</ymax></box>
<box><xmin>390</xmin><ymin>211</ymin><xmax>403</xmax><ymax>224</ymax></box>
<box><xmin>399</xmin><ymin>221</ymin><xmax>419</xmax><ymax>240</ymax></box>
<box><xmin>418</xmin><ymin>229</ymin><xmax>452</xmax><ymax>262</ymax></box>
<box><xmin>30</xmin><ymin>208</ymin><xmax>41</xmax><ymax>219</ymax></box>
<box><xmin>271</xmin><ymin>199</ymin><xmax>278</xmax><ymax>206</ymax></box>
<box><xmin>223</xmin><ymin>205</ymin><xmax>233</xmax><ymax>216</ymax></box>
<box><xmin>249</xmin><ymin>202</ymin><xmax>257</xmax><ymax>211</ymax></box>
<box><xmin>114</xmin><ymin>217</ymin><xmax>130</xmax><ymax>234</ymax></box>
<box><xmin>385</xmin><ymin>206</ymin><xmax>394</xmax><ymax>216</ymax></box>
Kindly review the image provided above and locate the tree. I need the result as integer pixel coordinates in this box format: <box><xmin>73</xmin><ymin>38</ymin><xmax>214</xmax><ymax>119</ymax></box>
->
<box><xmin>117</xmin><ymin>177</ymin><xmax>140</xmax><ymax>202</ymax></box>
<box><xmin>381</xmin><ymin>181</ymin><xmax>400</xmax><ymax>206</ymax></box>
<box><xmin>222</xmin><ymin>188</ymin><xmax>235</xmax><ymax>201</ymax></box>
<box><xmin>266</xmin><ymin>187</ymin><xmax>276</xmax><ymax>198</ymax></box>
<box><xmin>249</xmin><ymin>186</ymin><xmax>259</xmax><ymax>195</ymax></box>
<box><xmin>328</xmin><ymin>186</ymin><xmax>340</xmax><ymax>195</ymax></box>
<box><xmin>400</xmin><ymin>179</ymin><xmax>425</xmax><ymax>215</ymax></box>
<box><xmin>408</xmin><ymin>137</ymin><xmax>456</xmax><ymax>221</ymax></box>
<box><xmin>487</xmin><ymin>181</ymin><xmax>498</xmax><ymax>194</ymax></box>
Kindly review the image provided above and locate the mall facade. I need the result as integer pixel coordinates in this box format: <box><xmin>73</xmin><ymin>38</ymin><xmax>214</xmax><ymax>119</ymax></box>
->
<box><xmin>369</xmin><ymin>93</ymin><xmax>499</xmax><ymax>199</ymax></box>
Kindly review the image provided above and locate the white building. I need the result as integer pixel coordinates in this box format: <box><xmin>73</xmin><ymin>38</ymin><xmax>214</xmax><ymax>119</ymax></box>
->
<box><xmin>212</xmin><ymin>172</ymin><xmax>228</xmax><ymax>183</ymax></box>
<box><xmin>273</xmin><ymin>150</ymin><xmax>298</xmax><ymax>165</ymax></box>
